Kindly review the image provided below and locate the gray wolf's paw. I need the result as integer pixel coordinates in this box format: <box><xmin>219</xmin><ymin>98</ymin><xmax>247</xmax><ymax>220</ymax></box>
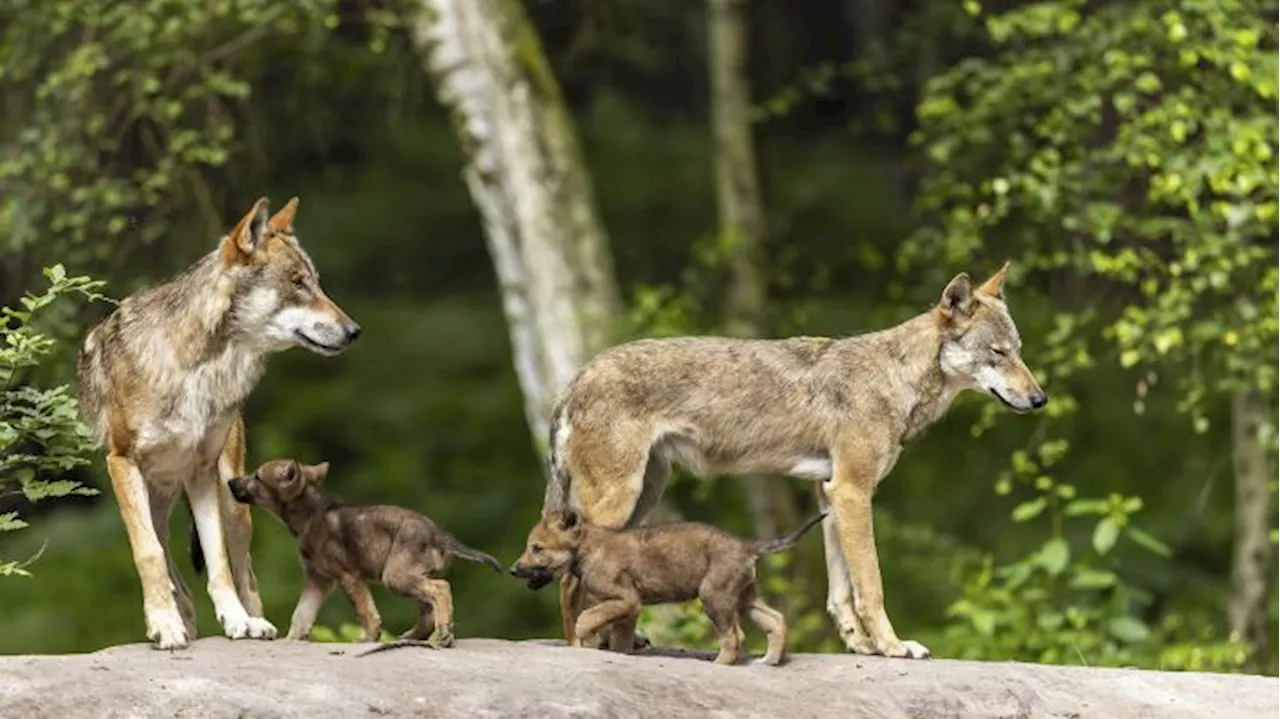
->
<box><xmin>222</xmin><ymin>612</ymin><xmax>278</xmax><ymax>640</ymax></box>
<box><xmin>147</xmin><ymin>609</ymin><xmax>191</xmax><ymax>650</ymax></box>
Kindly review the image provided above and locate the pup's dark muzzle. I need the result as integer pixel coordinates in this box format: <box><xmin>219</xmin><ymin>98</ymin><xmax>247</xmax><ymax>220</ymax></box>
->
<box><xmin>510</xmin><ymin>563</ymin><xmax>554</xmax><ymax>591</ymax></box>
<box><xmin>227</xmin><ymin>478</ymin><xmax>254</xmax><ymax>505</ymax></box>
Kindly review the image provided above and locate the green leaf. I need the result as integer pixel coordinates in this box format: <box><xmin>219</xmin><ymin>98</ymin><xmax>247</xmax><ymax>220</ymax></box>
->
<box><xmin>1039</xmin><ymin>537</ymin><xmax>1070</xmax><ymax>575</ymax></box>
<box><xmin>1068</xmin><ymin>568</ymin><xmax>1118</xmax><ymax>590</ymax></box>
<box><xmin>1107</xmin><ymin>616</ymin><xmax>1151</xmax><ymax>644</ymax></box>
<box><xmin>1092</xmin><ymin>518</ymin><xmax>1121</xmax><ymax>555</ymax></box>
<box><xmin>1011</xmin><ymin>497</ymin><xmax>1047</xmax><ymax>522</ymax></box>
<box><xmin>1065</xmin><ymin>499</ymin><xmax>1108</xmax><ymax>516</ymax></box>
<box><xmin>1126</xmin><ymin>527</ymin><xmax>1172</xmax><ymax>558</ymax></box>
<box><xmin>0</xmin><ymin>512</ymin><xmax>30</xmax><ymax>532</ymax></box>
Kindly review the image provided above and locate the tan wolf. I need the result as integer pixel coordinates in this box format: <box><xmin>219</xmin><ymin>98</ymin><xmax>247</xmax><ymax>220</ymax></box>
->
<box><xmin>539</xmin><ymin>261</ymin><xmax>1046</xmax><ymax>660</ymax></box>
<box><xmin>76</xmin><ymin>196</ymin><xmax>361</xmax><ymax>649</ymax></box>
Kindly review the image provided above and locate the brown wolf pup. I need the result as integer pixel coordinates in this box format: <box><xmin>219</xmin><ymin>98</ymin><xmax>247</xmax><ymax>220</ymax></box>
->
<box><xmin>228</xmin><ymin>458</ymin><xmax>503</xmax><ymax>647</ymax></box>
<box><xmin>539</xmin><ymin>261</ymin><xmax>1047</xmax><ymax>660</ymax></box>
<box><xmin>77</xmin><ymin>197</ymin><xmax>361</xmax><ymax>649</ymax></box>
<box><xmin>511</xmin><ymin>510</ymin><xmax>825</xmax><ymax>666</ymax></box>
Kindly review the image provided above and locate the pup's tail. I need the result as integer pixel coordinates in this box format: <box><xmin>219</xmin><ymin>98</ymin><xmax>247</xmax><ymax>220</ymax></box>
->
<box><xmin>188</xmin><ymin>503</ymin><xmax>206</xmax><ymax>576</ymax></box>
<box><xmin>447</xmin><ymin>537</ymin><xmax>503</xmax><ymax>574</ymax></box>
<box><xmin>751</xmin><ymin>512</ymin><xmax>828</xmax><ymax>556</ymax></box>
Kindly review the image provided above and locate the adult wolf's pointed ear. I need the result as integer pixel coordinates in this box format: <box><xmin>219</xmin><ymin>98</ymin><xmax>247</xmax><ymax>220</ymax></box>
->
<box><xmin>938</xmin><ymin>272</ymin><xmax>975</xmax><ymax>319</ymax></box>
<box><xmin>268</xmin><ymin>196</ymin><xmax>299</xmax><ymax>233</ymax></box>
<box><xmin>223</xmin><ymin>197</ymin><xmax>270</xmax><ymax>264</ymax></box>
<box><xmin>978</xmin><ymin>260</ymin><xmax>1011</xmax><ymax>299</ymax></box>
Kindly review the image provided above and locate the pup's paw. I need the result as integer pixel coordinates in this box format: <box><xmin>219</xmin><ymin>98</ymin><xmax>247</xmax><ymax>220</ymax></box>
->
<box><xmin>146</xmin><ymin>610</ymin><xmax>191</xmax><ymax>650</ymax></box>
<box><xmin>220</xmin><ymin>611</ymin><xmax>277</xmax><ymax>640</ymax></box>
<box><xmin>430</xmin><ymin>629</ymin><xmax>455</xmax><ymax>649</ymax></box>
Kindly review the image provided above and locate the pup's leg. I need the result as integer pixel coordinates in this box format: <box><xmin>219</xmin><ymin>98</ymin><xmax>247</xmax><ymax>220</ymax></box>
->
<box><xmin>217</xmin><ymin>416</ymin><xmax>263</xmax><ymax>616</ymax></box>
<box><xmin>825</xmin><ymin>457</ymin><xmax>930</xmax><ymax>659</ymax></box>
<box><xmin>149</xmin><ymin>485</ymin><xmax>197</xmax><ymax>638</ymax></box>
<box><xmin>338</xmin><ymin>576</ymin><xmax>383</xmax><ymax>642</ymax></box>
<box><xmin>741</xmin><ymin>590</ymin><xmax>788</xmax><ymax>666</ymax></box>
<box><xmin>186</xmin><ymin>463</ymin><xmax>276</xmax><ymax>641</ymax></box>
<box><xmin>700</xmin><ymin>596</ymin><xmax>744</xmax><ymax>666</ymax></box>
<box><xmin>573</xmin><ymin>598</ymin><xmax>640</xmax><ymax>650</ymax></box>
<box><xmin>415</xmin><ymin>579</ymin><xmax>455</xmax><ymax>648</ymax></box>
<box><xmin>558</xmin><ymin>575</ymin><xmax>582</xmax><ymax>646</ymax></box>
<box><xmin>400</xmin><ymin>602</ymin><xmax>435</xmax><ymax>640</ymax></box>
<box><xmin>107</xmin><ymin>454</ymin><xmax>188</xmax><ymax>649</ymax></box>
<box><xmin>816</xmin><ymin>484</ymin><xmax>875</xmax><ymax>655</ymax></box>
<box><xmin>287</xmin><ymin>572</ymin><xmax>334</xmax><ymax>640</ymax></box>
<box><xmin>606</xmin><ymin>614</ymin><xmax>638</xmax><ymax>654</ymax></box>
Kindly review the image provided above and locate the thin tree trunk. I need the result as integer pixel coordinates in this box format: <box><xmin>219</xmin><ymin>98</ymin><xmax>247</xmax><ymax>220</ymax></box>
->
<box><xmin>411</xmin><ymin>0</ymin><xmax>621</xmax><ymax>447</ymax></box>
<box><xmin>1228</xmin><ymin>387</ymin><xmax>1274</xmax><ymax>665</ymax></box>
<box><xmin>708</xmin><ymin>0</ymin><xmax>800</xmax><ymax>540</ymax></box>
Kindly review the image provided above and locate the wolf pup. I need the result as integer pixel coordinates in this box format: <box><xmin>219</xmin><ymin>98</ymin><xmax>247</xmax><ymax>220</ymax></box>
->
<box><xmin>77</xmin><ymin>196</ymin><xmax>361</xmax><ymax>650</ymax></box>
<box><xmin>539</xmin><ymin>261</ymin><xmax>1047</xmax><ymax>660</ymax></box>
<box><xmin>228</xmin><ymin>458</ymin><xmax>502</xmax><ymax>648</ymax></box>
<box><xmin>512</xmin><ymin>509</ymin><xmax>826</xmax><ymax>666</ymax></box>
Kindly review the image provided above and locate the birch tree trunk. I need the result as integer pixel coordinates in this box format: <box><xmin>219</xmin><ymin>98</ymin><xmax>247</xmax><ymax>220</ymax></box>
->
<box><xmin>708</xmin><ymin>0</ymin><xmax>800</xmax><ymax>539</ymax></box>
<box><xmin>1228</xmin><ymin>387</ymin><xmax>1274</xmax><ymax>665</ymax></box>
<box><xmin>411</xmin><ymin>0</ymin><xmax>621</xmax><ymax>446</ymax></box>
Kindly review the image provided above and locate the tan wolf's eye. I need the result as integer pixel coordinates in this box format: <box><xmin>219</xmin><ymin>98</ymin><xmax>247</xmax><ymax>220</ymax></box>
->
<box><xmin>531</xmin><ymin>544</ymin><xmax>544</xmax><ymax>554</ymax></box>
<box><xmin>292</xmin><ymin>276</ymin><xmax>308</xmax><ymax>291</ymax></box>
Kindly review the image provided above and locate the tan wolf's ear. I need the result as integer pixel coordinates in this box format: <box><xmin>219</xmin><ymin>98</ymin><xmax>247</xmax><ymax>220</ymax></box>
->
<box><xmin>223</xmin><ymin>197</ymin><xmax>270</xmax><ymax>264</ymax></box>
<box><xmin>304</xmin><ymin>461</ymin><xmax>330</xmax><ymax>484</ymax></box>
<box><xmin>268</xmin><ymin>196</ymin><xmax>299</xmax><ymax>233</ymax></box>
<box><xmin>938</xmin><ymin>272</ymin><xmax>976</xmax><ymax>319</ymax></box>
<box><xmin>558</xmin><ymin>509</ymin><xmax>581</xmax><ymax>531</ymax></box>
<box><xmin>978</xmin><ymin>260</ymin><xmax>1011</xmax><ymax>299</ymax></box>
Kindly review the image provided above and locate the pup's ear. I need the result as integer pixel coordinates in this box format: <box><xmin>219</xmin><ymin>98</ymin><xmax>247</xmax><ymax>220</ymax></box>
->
<box><xmin>223</xmin><ymin>197</ymin><xmax>270</xmax><ymax>264</ymax></box>
<box><xmin>978</xmin><ymin>260</ymin><xmax>1011</xmax><ymax>299</ymax></box>
<box><xmin>268</xmin><ymin>196</ymin><xmax>299</xmax><ymax>234</ymax></box>
<box><xmin>558</xmin><ymin>509</ymin><xmax>580</xmax><ymax>531</ymax></box>
<box><xmin>938</xmin><ymin>272</ymin><xmax>976</xmax><ymax>319</ymax></box>
<box><xmin>303</xmin><ymin>461</ymin><xmax>330</xmax><ymax>484</ymax></box>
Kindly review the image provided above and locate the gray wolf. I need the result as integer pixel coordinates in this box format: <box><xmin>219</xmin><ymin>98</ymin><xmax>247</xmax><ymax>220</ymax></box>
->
<box><xmin>228</xmin><ymin>457</ymin><xmax>503</xmax><ymax>647</ymax></box>
<box><xmin>76</xmin><ymin>196</ymin><xmax>361</xmax><ymax>649</ymax></box>
<box><xmin>538</xmin><ymin>262</ymin><xmax>1046</xmax><ymax>659</ymax></box>
<box><xmin>511</xmin><ymin>509</ymin><xmax>825</xmax><ymax>665</ymax></box>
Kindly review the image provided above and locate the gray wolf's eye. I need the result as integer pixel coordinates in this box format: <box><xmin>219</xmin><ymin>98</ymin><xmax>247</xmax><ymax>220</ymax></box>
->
<box><xmin>991</xmin><ymin>346</ymin><xmax>1008</xmax><ymax>357</ymax></box>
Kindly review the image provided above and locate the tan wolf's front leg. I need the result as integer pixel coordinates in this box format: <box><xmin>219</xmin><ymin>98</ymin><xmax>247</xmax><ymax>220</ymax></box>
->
<box><xmin>218</xmin><ymin>416</ymin><xmax>263</xmax><ymax>616</ymax></box>
<box><xmin>824</xmin><ymin>452</ymin><xmax>931</xmax><ymax>660</ymax></box>
<box><xmin>107</xmin><ymin>454</ymin><xmax>190</xmax><ymax>650</ymax></box>
<box><xmin>816</xmin><ymin>483</ymin><xmax>875</xmax><ymax>654</ymax></box>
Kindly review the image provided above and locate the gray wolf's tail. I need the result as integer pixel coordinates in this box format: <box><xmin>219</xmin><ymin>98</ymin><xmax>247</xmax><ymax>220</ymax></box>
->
<box><xmin>447</xmin><ymin>537</ymin><xmax>503</xmax><ymax>573</ymax></box>
<box><xmin>751</xmin><ymin>512</ymin><xmax>828</xmax><ymax>556</ymax></box>
<box><xmin>541</xmin><ymin>402</ymin><xmax>572</xmax><ymax>513</ymax></box>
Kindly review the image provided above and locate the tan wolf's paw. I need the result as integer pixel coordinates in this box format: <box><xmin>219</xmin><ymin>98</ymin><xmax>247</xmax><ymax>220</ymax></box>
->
<box><xmin>883</xmin><ymin>639</ymin><xmax>931</xmax><ymax>659</ymax></box>
<box><xmin>221</xmin><ymin>612</ymin><xmax>278</xmax><ymax>640</ymax></box>
<box><xmin>430</xmin><ymin>629</ymin><xmax>455</xmax><ymax>649</ymax></box>
<box><xmin>146</xmin><ymin>610</ymin><xmax>191</xmax><ymax>650</ymax></box>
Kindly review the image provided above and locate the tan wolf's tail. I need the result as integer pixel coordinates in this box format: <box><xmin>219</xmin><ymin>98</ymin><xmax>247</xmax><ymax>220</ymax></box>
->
<box><xmin>751</xmin><ymin>512</ymin><xmax>827</xmax><ymax>556</ymax></box>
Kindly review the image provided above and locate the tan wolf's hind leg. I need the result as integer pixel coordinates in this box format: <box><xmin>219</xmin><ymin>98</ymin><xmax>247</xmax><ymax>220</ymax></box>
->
<box><xmin>108</xmin><ymin>453</ymin><xmax>189</xmax><ymax>649</ymax></box>
<box><xmin>218</xmin><ymin>416</ymin><xmax>263</xmax><ymax>616</ymax></box>
<box><xmin>150</xmin><ymin>484</ymin><xmax>197</xmax><ymax>638</ymax></box>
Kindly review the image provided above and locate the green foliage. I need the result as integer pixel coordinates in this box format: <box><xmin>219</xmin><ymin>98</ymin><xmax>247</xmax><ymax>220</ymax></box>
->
<box><xmin>910</xmin><ymin>0</ymin><xmax>1276</xmax><ymax>670</ymax></box>
<box><xmin>308</xmin><ymin>623</ymin><xmax>394</xmax><ymax>644</ymax></box>
<box><xmin>0</xmin><ymin>0</ymin><xmax>336</xmax><ymax>274</ymax></box>
<box><xmin>1</xmin><ymin>265</ymin><xmax>108</xmax><ymax>577</ymax></box>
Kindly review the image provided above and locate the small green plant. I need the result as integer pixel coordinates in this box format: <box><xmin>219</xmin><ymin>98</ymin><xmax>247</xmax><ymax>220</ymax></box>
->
<box><xmin>308</xmin><ymin>623</ymin><xmax>395</xmax><ymax>643</ymax></box>
<box><xmin>1</xmin><ymin>265</ymin><xmax>109</xmax><ymax>577</ymax></box>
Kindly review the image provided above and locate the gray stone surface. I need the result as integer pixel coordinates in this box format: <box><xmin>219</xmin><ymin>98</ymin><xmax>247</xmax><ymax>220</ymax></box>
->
<box><xmin>0</xmin><ymin>637</ymin><xmax>1275</xmax><ymax>718</ymax></box>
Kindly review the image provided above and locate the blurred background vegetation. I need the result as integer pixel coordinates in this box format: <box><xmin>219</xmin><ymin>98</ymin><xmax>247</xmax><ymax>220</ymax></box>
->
<box><xmin>0</xmin><ymin>0</ymin><xmax>1275</xmax><ymax>676</ymax></box>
